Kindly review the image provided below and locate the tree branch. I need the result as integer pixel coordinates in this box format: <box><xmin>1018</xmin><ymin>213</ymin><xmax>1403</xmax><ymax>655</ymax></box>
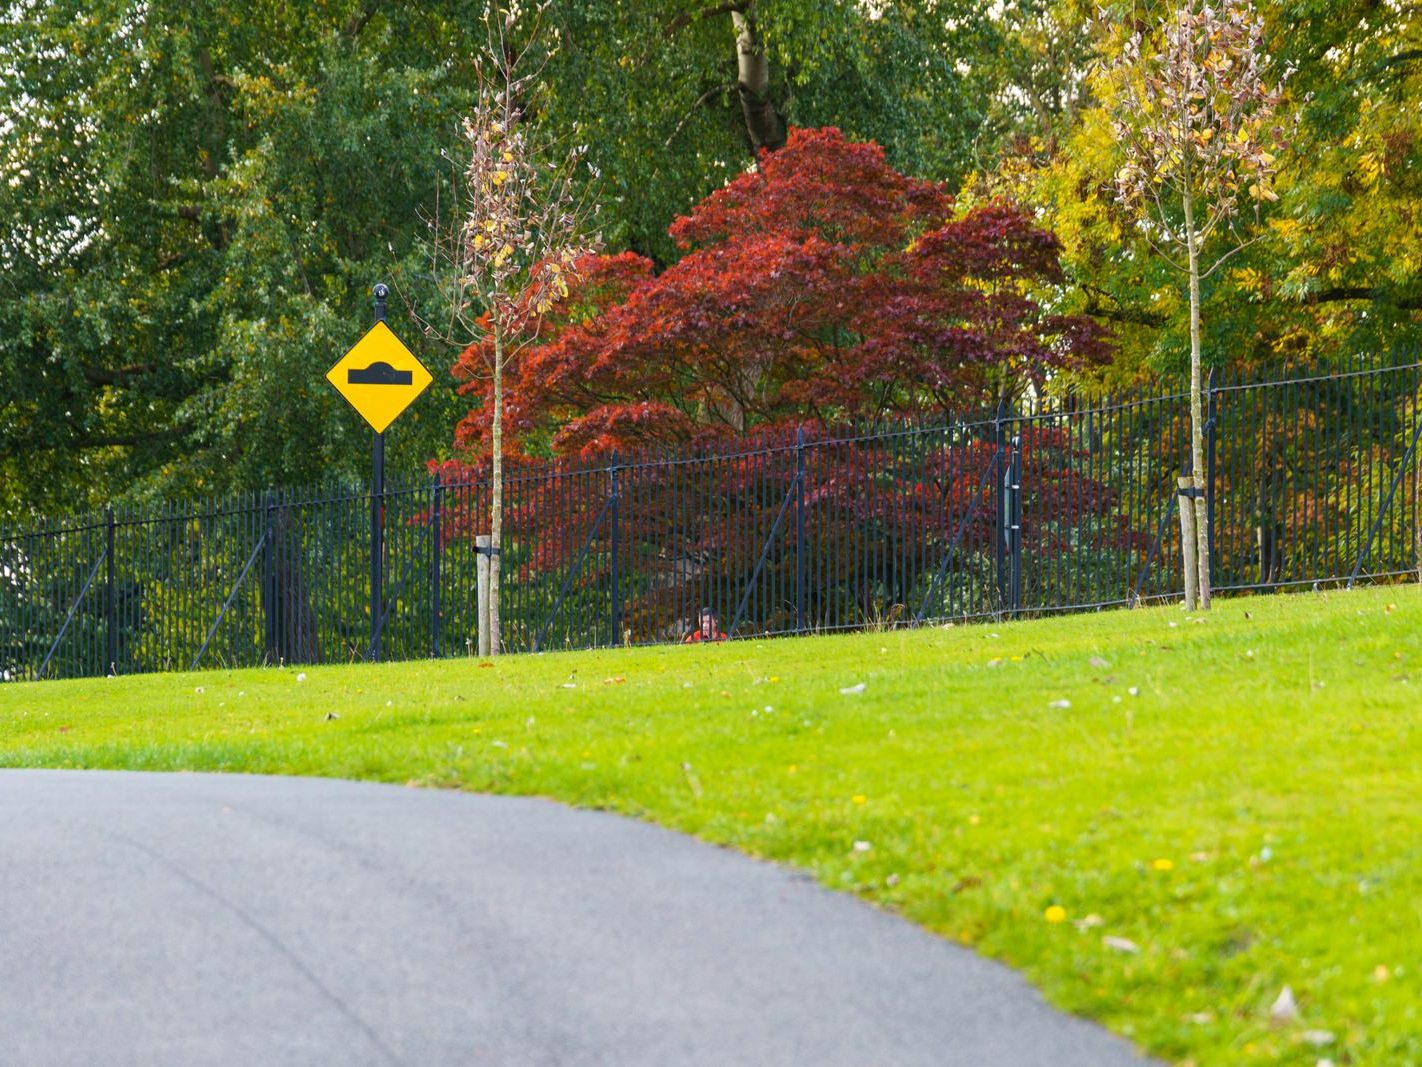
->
<box><xmin>662</xmin><ymin>1</ymin><xmax>750</xmax><ymax>40</ymax></box>
<box><xmin>1308</xmin><ymin>286</ymin><xmax>1422</xmax><ymax>311</ymax></box>
<box><xmin>1081</xmin><ymin>296</ymin><xmax>1168</xmax><ymax>327</ymax></box>
<box><xmin>343</xmin><ymin>2</ymin><xmax>380</xmax><ymax>40</ymax></box>
<box><xmin>665</xmin><ymin>83</ymin><xmax>737</xmax><ymax>148</ymax></box>
<box><xmin>83</xmin><ymin>364</ymin><xmax>158</xmax><ymax>387</ymax></box>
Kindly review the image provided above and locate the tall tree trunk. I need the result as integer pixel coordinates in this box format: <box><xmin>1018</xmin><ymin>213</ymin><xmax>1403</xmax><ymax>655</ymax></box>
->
<box><xmin>1183</xmin><ymin>190</ymin><xmax>1212</xmax><ymax>610</ymax></box>
<box><xmin>731</xmin><ymin>10</ymin><xmax>786</xmax><ymax>151</ymax></box>
<box><xmin>489</xmin><ymin>328</ymin><xmax>504</xmax><ymax>656</ymax></box>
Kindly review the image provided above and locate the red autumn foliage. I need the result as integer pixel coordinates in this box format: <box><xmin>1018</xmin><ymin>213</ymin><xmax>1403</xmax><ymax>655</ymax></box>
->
<box><xmin>435</xmin><ymin>128</ymin><xmax>1124</xmax><ymax>641</ymax></box>
<box><xmin>451</xmin><ymin>126</ymin><xmax>1111</xmax><ymax>462</ymax></box>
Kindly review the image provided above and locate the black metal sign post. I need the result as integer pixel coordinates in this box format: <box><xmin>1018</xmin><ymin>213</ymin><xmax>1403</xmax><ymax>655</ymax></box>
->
<box><xmin>370</xmin><ymin>283</ymin><xmax>387</xmax><ymax>662</ymax></box>
<box><xmin>324</xmin><ymin>291</ymin><xmax>434</xmax><ymax>662</ymax></box>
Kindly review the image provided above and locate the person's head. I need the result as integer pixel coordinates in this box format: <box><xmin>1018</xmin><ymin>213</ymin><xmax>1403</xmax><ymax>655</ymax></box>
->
<box><xmin>698</xmin><ymin>607</ymin><xmax>718</xmax><ymax>637</ymax></box>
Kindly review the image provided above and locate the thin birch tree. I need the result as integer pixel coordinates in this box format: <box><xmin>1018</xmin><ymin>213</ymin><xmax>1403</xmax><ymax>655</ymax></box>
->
<box><xmin>424</xmin><ymin>2</ymin><xmax>600</xmax><ymax>655</ymax></box>
<box><xmin>1104</xmin><ymin>0</ymin><xmax>1288</xmax><ymax>610</ymax></box>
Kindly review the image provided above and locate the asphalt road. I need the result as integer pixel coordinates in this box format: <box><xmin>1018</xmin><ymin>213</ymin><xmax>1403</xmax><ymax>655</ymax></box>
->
<box><xmin>0</xmin><ymin>770</ymin><xmax>1154</xmax><ymax>1066</ymax></box>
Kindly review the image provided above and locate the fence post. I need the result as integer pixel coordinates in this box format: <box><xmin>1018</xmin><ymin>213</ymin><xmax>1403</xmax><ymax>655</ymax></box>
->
<box><xmin>1206</xmin><ymin>369</ymin><xmax>1217</xmax><ymax>589</ymax></box>
<box><xmin>104</xmin><ymin>507</ymin><xmax>116</xmax><ymax>675</ymax></box>
<box><xmin>370</xmin><ymin>449</ymin><xmax>384</xmax><ymax>664</ymax></box>
<box><xmin>994</xmin><ymin>398</ymin><xmax>1007</xmax><ymax>610</ymax></box>
<box><xmin>431</xmin><ymin>471</ymin><xmax>442</xmax><ymax>659</ymax></box>
<box><xmin>1009</xmin><ymin>435</ymin><xmax>1022</xmax><ymax>616</ymax></box>
<box><xmin>795</xmin><ymin>427</ymin><xmax>807</xmax><ymax>634</ymax></box>
<box><xmin>609</xmin><ymin>452</ymin><xmax>621</xmax><ymax>647</ymax></box>
<box><xmin>262</xmin><ymin>493</ymin><xmax>276</xmax><ymax>663</ymax></box>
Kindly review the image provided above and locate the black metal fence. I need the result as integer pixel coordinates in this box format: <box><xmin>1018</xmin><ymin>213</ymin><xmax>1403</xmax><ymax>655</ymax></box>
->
<box><xmin>4</xmin><ymin>362</ymin><xmax>1420</xmax><ymax>682</ymax></box>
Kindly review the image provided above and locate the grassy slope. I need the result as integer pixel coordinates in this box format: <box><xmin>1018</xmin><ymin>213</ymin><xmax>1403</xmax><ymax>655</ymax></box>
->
<box><xmin>2</xmin><ymin>586</ymin><xmax>1420</xmax><ymax>1065</ymax></box>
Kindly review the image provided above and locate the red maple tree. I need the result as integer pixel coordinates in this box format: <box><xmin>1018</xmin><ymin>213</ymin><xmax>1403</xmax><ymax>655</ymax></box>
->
<box><xmin>436</xmin><ymin>128</ymin><xmax>1121</xmax><ymax>643</ymax></box>
<box><xmin>451</xmin><ymin>126</ymin><xmax>1109</xmax><ymax>460</ymax></box>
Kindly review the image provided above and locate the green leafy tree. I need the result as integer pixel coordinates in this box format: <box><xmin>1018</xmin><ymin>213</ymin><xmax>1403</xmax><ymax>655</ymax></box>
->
<box><xmin>0</xmin><ymin>1</ymin><xmax>486</xmax><ymax>520</ymax></box>
<box><xmin>539</xmin><ymin>0</ymin><xmax>994</xmax><ymax>263</ymax></box>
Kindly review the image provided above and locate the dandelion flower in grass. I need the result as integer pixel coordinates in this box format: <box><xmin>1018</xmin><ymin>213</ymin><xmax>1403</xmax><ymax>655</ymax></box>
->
<box><xmin>851</xmin><ymin>794</ymin><xmax>867</xmax><ymax>805</ymax></box>
<box><xmin>1152</xmin><ymin>858</ymin><xmax>1175</xmax><ymax>872</ymax></box>
<box><xmin>1044</xmin><ymin>905</ymin><xmax>1067</xmax><ymax>924</ymax></box>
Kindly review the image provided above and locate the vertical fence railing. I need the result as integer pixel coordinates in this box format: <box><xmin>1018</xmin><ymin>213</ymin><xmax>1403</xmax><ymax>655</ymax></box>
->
<box><xmin>4</xmin><ymin>362</ymin><xmax>1421</xmax><ymax>682</ymax></box>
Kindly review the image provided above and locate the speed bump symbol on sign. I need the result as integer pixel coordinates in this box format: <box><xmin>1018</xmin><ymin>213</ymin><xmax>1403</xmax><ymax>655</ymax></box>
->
<box><xmin>326</xmin><ymin>321</ymin><xmax>432</xmax><ymax>433</ymax></box>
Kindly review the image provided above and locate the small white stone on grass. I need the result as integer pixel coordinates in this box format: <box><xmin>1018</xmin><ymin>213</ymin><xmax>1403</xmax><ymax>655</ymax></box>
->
<box><xmin>852</xmin><ymin>840</ymin><xmax>872</xmax><ymax>853</ymax></box>
<box><xmin>1302</xmin><ymin>1031</ymin><xmax>1335</xmax><ymax>1047</ymax></box>
<box><xmin>1269</xmin><ymin>985</ymin><xmax>1300</xmax><ymax>1025</ymax></box>
<box><xmin>296</xmin><ymin>672</ymin><xmax>307</xmax><ymax>683</ymax></box>
<box><xmin>1103</xmin><ymin>935</ymin><xmax>1139</xmax><ymax>954</ymax></box>
<box><xmin>1048</xmin><ymin>699</ymin><xmax>1071</xmax><ymax>709</ymax></box>
<box><xmin>839</xmin><ymin>683</ymin><xmax>866</xmax><ymax>695</ymax></box>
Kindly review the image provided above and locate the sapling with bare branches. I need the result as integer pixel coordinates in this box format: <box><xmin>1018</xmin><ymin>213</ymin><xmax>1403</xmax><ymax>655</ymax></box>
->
<box><xmin>422</xmin><ymin>2</ymin><xmax>600</xmax><ymax>655</ymax></box>
<box><xmin>1104</xmin><ymin>0</ymin><xmax>1288</xmax><ymax>610</ymax></box>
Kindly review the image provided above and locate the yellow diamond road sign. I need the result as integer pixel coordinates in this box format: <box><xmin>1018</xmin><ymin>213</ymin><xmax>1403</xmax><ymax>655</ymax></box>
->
<box><xmin>326</xmin><ymin>321</ymin><xmax>432</xmax><ymax>434</ymax></box>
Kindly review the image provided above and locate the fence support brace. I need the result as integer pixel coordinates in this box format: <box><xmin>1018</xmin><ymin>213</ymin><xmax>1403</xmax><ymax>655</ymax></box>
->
<box><xmin>36</xmin><ymin>548</ymin><xmax>108</xmax><ymax>681</ymax></box>
<box><xmin>727</xmin><ymin>469</ymin><xmax>803</xmax><ymax>639</ymax></box>
<box><xmin>533</xmin><ymin>492</ymin><xmax>617</xmax><ymax>652</ymax></box>
<box><xmin>1349</xmin><ymin>412</ymin><xmax>1422</xmax><ymax>587</ymax></box>
<box><xmin>914</xmin><ymin>447</ymin><xmax>999</xmax><ymax>625</ymax></box>
<box><xmin>192</xmin><ymin>531</ymin><xmax>269</xmax><ymax>670</ymax></box>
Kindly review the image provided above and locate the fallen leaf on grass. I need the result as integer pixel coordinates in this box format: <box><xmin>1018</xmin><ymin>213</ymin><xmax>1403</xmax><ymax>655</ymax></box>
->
<box><xmin>680</xmin><ymin>762</ymin><xmax>703</xmax><ymax>798</ymax></box>
<box><xmin>1103</xmin><ymin>935</ymin><xmax>1139</xmax><ymax>954</ymax></box>
<box><xmin>602</xmin><ymin>676</ymin><xmax>626</xmax><ymax>685</ymax></box>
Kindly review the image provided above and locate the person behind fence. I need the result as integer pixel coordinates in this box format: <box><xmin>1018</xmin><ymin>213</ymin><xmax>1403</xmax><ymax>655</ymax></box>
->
<box><xmin>683</xmin><ymin>607</ymin><xmax>728</xmax><ymax>643</ymax></box>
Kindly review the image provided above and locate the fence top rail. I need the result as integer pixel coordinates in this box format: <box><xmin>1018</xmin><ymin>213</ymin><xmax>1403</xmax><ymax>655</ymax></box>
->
<box><xmin>1211</xmin><ymin>360</ymin><xmax>1422</xmax><ymax>394</ymax></box>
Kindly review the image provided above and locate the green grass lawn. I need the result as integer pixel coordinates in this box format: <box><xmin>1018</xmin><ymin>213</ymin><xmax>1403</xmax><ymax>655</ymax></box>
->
<box><xmin>3</xmin><ymin>585</ymin><xmax>1420</xmax><ymax>1065</ymax></box>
